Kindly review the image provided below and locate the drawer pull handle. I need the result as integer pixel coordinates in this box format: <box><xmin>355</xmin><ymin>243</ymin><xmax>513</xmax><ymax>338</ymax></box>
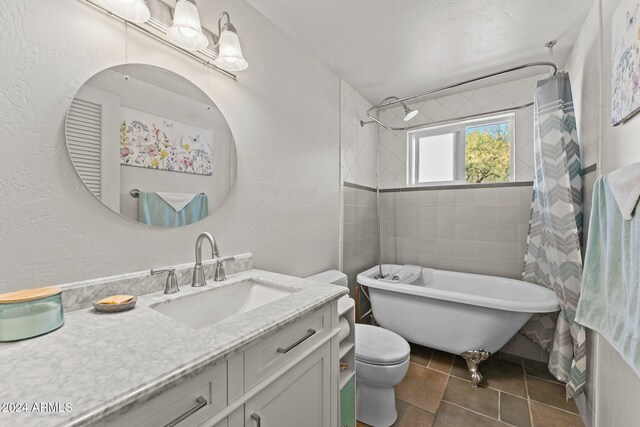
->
<box><xmin>164</xmin><ymin>396</ymin><xmax>207</xmax><ymax>427</ymax></box>
<box><xmin>277</xmin><ymin>328</ymin><xmax>316</xmax><ymax>354</ymax></box>
<box><xmin>251</xmin><ymin>412</ymin><xmax>262</xmax><ymax>427</ymax></box>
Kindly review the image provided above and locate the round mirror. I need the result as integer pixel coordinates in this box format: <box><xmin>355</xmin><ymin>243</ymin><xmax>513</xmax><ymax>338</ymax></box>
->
<box><xmin>65</xmin><ymin>64</ymin><xmax>236</xmax><ymax>228</ymax></box>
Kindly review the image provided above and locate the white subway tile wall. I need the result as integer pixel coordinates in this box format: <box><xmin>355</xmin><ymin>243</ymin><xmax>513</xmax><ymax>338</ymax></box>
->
<box><xmin>380</xmin><ymin>185</ymin><xmax>533</xmax><ymax>279</ymax></box>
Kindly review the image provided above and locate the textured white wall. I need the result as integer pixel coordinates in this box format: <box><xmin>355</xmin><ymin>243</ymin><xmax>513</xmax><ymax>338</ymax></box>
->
<box><xmin>0</xmin><ymin>0</ymin><xmax>341</xmax><ymax>292</ymax></box>
<box><xmin>565</xmin><ymin>0</ymin><xmax>640</xmax><ymax>426</ymax></box>
<box><xmin>597</xmin><ymin>0</ymin><xmax>640</xmax><ymax>425</ymax></box>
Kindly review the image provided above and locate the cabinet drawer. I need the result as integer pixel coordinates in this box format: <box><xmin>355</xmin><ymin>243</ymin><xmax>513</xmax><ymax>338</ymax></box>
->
<box><xmin>244</xmin><ymin>306</ymin><xmax>331</xmax><ymax>391</ymax></box>
<box><xmin>96</xmin><ymin>363</ymin><xmax>227</xmax><ymax>427</ymax></box>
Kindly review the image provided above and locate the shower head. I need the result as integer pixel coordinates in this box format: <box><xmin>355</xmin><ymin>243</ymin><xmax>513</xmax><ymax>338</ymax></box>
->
<box><xmin>402</xmin><ymin>104</ymin><xmax>418</xmax><ymax>121</ymax></box>
<box><xmin>377</xmin><ymin>96</ymin><xmax>419</xmax><ymax>123</ymax></box>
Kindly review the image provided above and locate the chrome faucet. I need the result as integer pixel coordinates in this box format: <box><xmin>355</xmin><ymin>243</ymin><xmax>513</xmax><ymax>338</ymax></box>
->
<box><xmin>192</xmin><ymin>232</ymin><xmax>219</xmax><ymax>287</ymax></box>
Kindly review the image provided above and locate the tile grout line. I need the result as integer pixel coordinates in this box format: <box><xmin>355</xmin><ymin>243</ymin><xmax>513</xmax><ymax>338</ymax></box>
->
<box><xmin>448</xmin><ymin>371</ymin><xmax>528</xmax><ymax>400</ymax></box>
<box><xmin>522</xmin><ymin>369</ymin><xmax>582</xmax><ymax>417</ymax></box>
<box><xmin>396</xmin><ymin>397</ymin><xmax>437</xmax><ymax>416</ymax></box>
<box><xmin>524</xmin><ymin>373</ymin><xmax>564</xmax><ymax>386</ymax></box>
<box><xmin>442</xmin><ymin>361</ymin><xmax>523</xmax><ymax>427</ymax></box>
<box><xmin>435</xmin><ymin>365</ymin><xmax>452</xmax><ymax>418</ymax></box>
<box><xmin>441</xmin><ymin>399</ymin><xmax>517</xmax><ymax>426</ymax></box>
<box><xmin>530</xmin><ymin>400</ymin><xmax>583</xmax><ymax>417</ymax></box>
<box><xmin>455</xmin><ymin>358</ymin><xmax>581</xmax><ymax>421</ymax></box>
<box><xmin>407</xmin><ymin>351</ymin><xmax>581</xmax><ymax>426</ymax></box>
<box><xmin>523</xmin><ymin>359</ymin><xmax>535</xmax><ymax>427</ymax></box>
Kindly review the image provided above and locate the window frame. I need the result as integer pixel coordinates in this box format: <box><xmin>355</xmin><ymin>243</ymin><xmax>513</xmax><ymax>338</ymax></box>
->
<box><xmin>406</xmin><ymin>113</ymin><xmax>516</xmax><ymax>186</ymax></box>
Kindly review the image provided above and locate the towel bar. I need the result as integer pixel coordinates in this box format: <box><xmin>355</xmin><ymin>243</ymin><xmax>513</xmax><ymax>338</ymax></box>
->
<box><xmin>130</xmin><ymin>189</ymin><xmax>206</xmax><ymax>198</ymax></box>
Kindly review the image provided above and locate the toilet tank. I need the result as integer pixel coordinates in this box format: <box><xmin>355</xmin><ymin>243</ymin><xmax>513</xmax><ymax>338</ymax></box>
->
<box><xmin>305</xmin><ymin>270</ymin><xmax>348</xmax><ymax>287</ymax></box>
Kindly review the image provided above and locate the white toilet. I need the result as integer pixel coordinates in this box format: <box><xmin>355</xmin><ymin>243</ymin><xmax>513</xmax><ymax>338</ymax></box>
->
<box><xmin>355</xmin><ymin>324</ymin><xmax>410</xmax><ymax>426</ymax></box>
<box><xmin>305</xmin><ymin>270</ymin><xmax>411</xmax><ymax>427</ymax></box>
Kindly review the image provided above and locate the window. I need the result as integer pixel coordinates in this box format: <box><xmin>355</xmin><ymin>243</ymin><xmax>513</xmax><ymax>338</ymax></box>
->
<box><xmin>407</xmin><ymin>113</ymin><xmax>515</xmax><ymax>186</ymax></box>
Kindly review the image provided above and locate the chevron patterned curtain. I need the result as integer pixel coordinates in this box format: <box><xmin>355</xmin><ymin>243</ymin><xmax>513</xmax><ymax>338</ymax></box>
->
<box><xmin>519</xmin><ymin>72</ymin><xmax>586</xmax><ymax>398</ymax></box>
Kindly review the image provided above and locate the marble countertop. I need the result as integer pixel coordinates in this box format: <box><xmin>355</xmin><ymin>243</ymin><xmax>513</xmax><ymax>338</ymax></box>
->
<box><xmin>0</xmin><ymin>269</ymin><xmax>348</xmax><ymax>427</ymax></box>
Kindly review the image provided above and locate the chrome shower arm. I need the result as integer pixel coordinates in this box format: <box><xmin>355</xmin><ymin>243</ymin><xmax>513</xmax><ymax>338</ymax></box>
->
<box><xmin>361</xmin><ymin>61</ymin><xmax>557</xmax><ymax>131</ymax></box>
<box><xmin>362</xmin><ymin>102</ymin><xmax>534</xmax><ymax>131</ymax></box>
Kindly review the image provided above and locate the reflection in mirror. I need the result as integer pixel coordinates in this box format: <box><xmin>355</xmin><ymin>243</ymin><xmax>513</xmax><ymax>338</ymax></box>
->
<box><xmin>65</xmin><ymin>64</ymin><xmax>236</xmax><ymax>228</ymax></box>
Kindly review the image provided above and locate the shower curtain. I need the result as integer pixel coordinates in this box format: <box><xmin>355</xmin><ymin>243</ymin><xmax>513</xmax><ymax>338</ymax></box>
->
<box><xmin>520</xmin><ymin>72</ymin><xmax>586</xmax><ymax>398</ymax></box>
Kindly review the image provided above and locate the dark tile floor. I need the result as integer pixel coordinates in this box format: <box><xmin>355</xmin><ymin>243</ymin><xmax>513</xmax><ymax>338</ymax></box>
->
<box><xmin>357</xmin><ymin>344</ymin><xmax>585</xmax><ymax>427</ymax></box>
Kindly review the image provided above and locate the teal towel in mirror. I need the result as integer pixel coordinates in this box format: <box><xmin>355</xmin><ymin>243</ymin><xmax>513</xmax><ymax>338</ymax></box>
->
<box><xmin>138</xmin><ymin>192</ymin><xmax>209</xmax><ymax>228</ymax></box>
<box><xmin>576</xmin><ymin>176</ymin><xmax>640</xmax><ymax>376</ymax></box>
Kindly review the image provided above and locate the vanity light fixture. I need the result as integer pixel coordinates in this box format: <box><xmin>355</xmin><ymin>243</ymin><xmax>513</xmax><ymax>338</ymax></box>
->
<box><xmin>98</xmin><ymin>0</ymin><xmax>150</xmax><ymax>23</ymax></box>
<box><xmin>212</xmin><ymin>12</ymin><xmax>249</xmax><ymax>72</ymax></box>
<box><xmin>167</xmin><ymin>0</ymin><xmax>209</xmax><ymax>51</ymax></box>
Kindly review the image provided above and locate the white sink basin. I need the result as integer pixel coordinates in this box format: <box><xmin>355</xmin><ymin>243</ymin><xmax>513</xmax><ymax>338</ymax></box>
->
<box><xmin>152</xmin><ymin>280</ymin><xmax>297</xmax><ymax>329</ymax></box>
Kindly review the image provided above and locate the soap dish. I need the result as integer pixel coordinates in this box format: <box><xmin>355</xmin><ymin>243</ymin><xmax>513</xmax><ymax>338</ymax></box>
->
<box><xmin>93</xmin><ymin>297</ymin><xmax>137</xmax><ymax>313</ymax></box>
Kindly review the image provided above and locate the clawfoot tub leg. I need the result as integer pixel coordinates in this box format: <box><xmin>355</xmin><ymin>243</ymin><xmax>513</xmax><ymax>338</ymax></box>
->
<box><xmin>460</xmin><ymin>350</ymin><xmax>491</xmax><ymax>387</ymax></box>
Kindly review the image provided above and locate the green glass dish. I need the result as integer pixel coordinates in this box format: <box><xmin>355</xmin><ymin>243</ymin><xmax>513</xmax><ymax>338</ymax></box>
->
<box><xmin>0</xmin><ymin>294</ymin><xmax>64</xmax><ymax>342</ymax></box>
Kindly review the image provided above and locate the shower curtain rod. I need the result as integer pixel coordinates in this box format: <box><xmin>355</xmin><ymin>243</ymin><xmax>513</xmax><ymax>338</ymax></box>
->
<box><xmin>360</xmin><ymin>61</ymin><xmax>558</xmax><ymax>131</ymax></box>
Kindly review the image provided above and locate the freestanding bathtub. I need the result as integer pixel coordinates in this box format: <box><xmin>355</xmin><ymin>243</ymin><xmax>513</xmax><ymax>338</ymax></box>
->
<box><xmin>357</xmin><ymin>264</ymin><xmax>559</xmax><ymax>385</ymax></box>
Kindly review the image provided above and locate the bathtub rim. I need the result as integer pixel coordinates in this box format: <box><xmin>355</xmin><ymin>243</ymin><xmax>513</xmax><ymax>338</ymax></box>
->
<box><xmin>357</xmin><ymin>265</ymin><xmax>559</xmax><ymax>314</ymax></box>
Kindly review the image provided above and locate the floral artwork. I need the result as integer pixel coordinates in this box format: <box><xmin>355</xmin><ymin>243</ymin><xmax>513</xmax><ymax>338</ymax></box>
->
<box><xmin>612</xmin><ymin>0</ymin><xmax>640</xmax><ymax>125</ymax></box>
<box><xmin>119</xmin><ymin>107</ymin><xmax>213</xmax><ymax>175</ymax></box>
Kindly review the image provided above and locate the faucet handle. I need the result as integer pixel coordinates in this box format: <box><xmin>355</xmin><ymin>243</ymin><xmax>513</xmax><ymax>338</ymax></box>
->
<box><xmin>151</xmin><ymin>267</ymin><xmax>180</xmax><ymax>294</ymax></box>
<box><xmin>213</xmin><ymin>256</ymin><xmax>234</xmax><ymax>282</ymax></box>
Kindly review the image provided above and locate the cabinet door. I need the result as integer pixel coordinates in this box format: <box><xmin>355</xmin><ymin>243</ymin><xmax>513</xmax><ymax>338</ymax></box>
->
<box><xmin>245</xmin><ymin>342</ymin><xmax>333</xmax><ymax>427</ymax></box>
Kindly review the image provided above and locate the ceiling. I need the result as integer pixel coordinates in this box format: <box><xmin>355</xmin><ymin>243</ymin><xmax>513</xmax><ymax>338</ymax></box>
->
<box><xmin>246</xmin><ymin>0</ymin><xmax>594</xmax><ymax>103</ymax></box>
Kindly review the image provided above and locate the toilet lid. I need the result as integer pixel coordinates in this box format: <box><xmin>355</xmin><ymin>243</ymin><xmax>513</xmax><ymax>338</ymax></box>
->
<box><xmin>355</xmin><ymin>324</ymin><xmax>410</xmax><ymax>366</ymax></box>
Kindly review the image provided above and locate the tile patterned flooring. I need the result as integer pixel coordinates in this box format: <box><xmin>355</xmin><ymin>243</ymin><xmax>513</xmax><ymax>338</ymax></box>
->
<box><xmin>357</xmin><ymin>344</ymin><xmax>585</xmax><ymax>427</ymax></box>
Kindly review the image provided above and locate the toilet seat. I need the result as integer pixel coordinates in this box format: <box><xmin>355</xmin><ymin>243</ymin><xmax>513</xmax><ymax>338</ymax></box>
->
<box><xmin>355</xmin><ymin>324</ymin><xmax>410</xmax><ymax>366</ymax></box>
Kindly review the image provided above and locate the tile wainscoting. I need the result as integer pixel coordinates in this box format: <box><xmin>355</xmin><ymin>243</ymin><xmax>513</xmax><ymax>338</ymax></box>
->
<box><xmin>380</xmin><ymin>182</ymin><xmax>534</xmax><ymax>280</ymax></box>
<box><xmin>344</xmin><ymin>165</ymin><xmax>597</xmax><ymax>362</ymax></box>
<box><xmin>343</xmin><ymin>183</ymin><xmax>379</xmax><ymax>318</ymax></box>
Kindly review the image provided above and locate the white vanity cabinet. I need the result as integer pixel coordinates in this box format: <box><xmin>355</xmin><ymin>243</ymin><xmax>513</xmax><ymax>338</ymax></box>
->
<box><xmin>211</xmin><ymin>408</ymin><xmax>244</xmax><ymax>427</ymax></box>
<box><xmin>97</xmin><ymin>302</ymin><xmax>339</xmax><ymax>427</ymax></box>
<box><xmin>93</xmin><ymin>363</ymin><xmax>228</xmax><ymax>427</ymax></box>
<box><xmin>244</xmin><ymin>341</ymin><xmax>333</xmax><ymax>427</ymax></box>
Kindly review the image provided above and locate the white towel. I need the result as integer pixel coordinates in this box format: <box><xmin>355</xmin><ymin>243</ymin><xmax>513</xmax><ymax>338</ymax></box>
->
<box><xmin>381</xmin><ymin>265</ymin><xmax>421</xmax><ymax>284</ymax></box>
<box><xmin>576</xmin><ymin>177</ymin><xmax>640</xmax><ymax>376</ymax></box>
<box><xmin>155</xmin><ymin>192</ymin><xmax>197</xmax><ymax>212</ymax></box>
<box><xmin>607</xmin><ymin>162</ymin><xmax>640</xmax><ymax>220</ymax></box>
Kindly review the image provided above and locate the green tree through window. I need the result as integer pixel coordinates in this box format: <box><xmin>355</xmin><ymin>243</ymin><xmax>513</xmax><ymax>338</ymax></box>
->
<box><xmin>465</xmin><ymin>123</ymin><xmax>511</xmax><ymax>183</ymax></box>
